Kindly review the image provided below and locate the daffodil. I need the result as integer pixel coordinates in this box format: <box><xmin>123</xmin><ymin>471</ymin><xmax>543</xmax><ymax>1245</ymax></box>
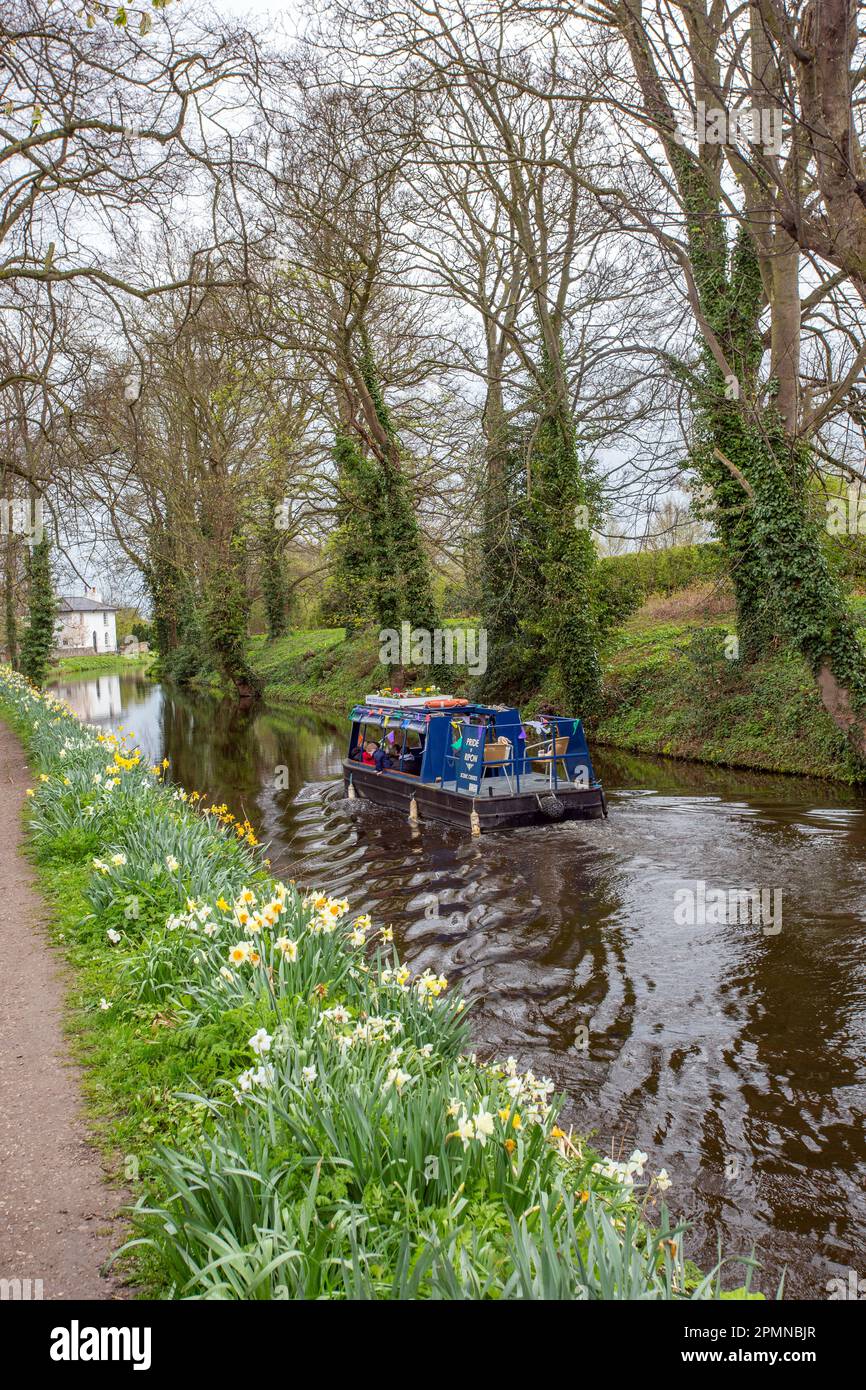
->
<box><xmin>385</xmin><ymin>1067</ymin><xmax>412</xmax><ymax>1093</ymax></box>
<box><xmin>454</xmin><ymin>1112</ymin><xmax>474</xmax><ymax>1149</ymax></box>
<box><xmin>473</xmin><ymin>1109</ymin><xmax>495</xmax><ymax>1146</ymax></box>
<box><xmin>248</xmin><ymin>1028</ymin><xmax>272</xmax><ymax>1056</ymax></box>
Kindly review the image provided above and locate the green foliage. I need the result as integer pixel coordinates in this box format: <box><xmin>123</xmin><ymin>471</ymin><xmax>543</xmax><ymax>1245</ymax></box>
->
<box><xmin>145</xmin><ymin>535</ymin><xmax>192</xmax><ymax>664</ymax></box>
<box><xmin>746</xmin><ymin>430</ymin><xmax>866</xmax><ymax>734</ymax></box>
<box><xmin>474</xmin><ymin>428</ymin><xmax>542</xmax><ymax>703</ymax></box>
<box><xmin>4</xmin><ymin>577</ymin><xmax>17</xmax><ymax>668</ymax></box>
<box><xmin>261</xmin><ymin>556</ymin><xmax>288</xmax><ymax>642</ymax></box>
<box><xmin>594</xmin><ymin>544</ymin><xmax>726</xmax><ymax>634</ymax></box>
<box><xmin>20</xmin><ymin>535</ymin><xmax>56</xmax><ymax>688</ymax></box>
<box><xmin>259</xmin><ymin>472</ymin><xmax>290</xmax><ymax>642</ymax></box>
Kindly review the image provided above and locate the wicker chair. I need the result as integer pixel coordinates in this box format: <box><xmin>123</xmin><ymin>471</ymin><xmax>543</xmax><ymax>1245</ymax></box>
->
<box><xmin>531</xmin><ymin>734</ymin><xmax>570</xmax><ymax>785</ymax></box>
<box><xmin>483</xmin><ymin>737</ymin><xmax>514</xmax><ymax>793</ymax></box>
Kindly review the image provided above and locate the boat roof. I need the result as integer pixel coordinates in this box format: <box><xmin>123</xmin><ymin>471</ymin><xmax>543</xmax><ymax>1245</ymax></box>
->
<box><xmin>350</xmin><ymin>700</ymin><xmax>518</xmax><ymax>727</ymax></box>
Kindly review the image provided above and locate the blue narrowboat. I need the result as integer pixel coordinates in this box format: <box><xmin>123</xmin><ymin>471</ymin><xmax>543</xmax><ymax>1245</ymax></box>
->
<box><xmin>343</xmin><ymin>693</ymin><xmax>607</xmax><ymax>832</ymax></box>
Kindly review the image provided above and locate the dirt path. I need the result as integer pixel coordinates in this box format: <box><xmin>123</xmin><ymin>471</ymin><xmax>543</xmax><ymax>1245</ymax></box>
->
<box><xmin>0</xmin><ymin>720</ymin><xmax>129</xmax><ymax>1300</ymax></box>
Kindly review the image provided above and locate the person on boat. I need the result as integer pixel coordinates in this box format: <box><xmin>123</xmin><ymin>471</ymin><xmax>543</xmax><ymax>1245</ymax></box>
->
<box><xmin>372</xmin><ymin>741</ymin><xmax>396</xmax><ymax>772</ymax></box>
<box><xmin>362</xmin><ymin>740</ymin><xmax>378</xmax><ymax>766</ymax></box>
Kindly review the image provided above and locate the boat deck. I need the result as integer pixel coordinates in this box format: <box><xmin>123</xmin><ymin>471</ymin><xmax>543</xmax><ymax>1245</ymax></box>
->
<box><xmin>350</xmin><ymin>764</ymin><xmax>585</xmax><ymax>797</ymax></box>
<box><xmin>443</xmin><ymin>771</ymin><xmax>579</xmax><ymax>797</ymax></box>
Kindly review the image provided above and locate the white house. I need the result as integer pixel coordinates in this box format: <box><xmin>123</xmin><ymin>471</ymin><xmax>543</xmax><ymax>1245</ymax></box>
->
<box><xmin>54</xmin><ymin>587</ymin><xmax>119</xmax><ymax>655</ymax></box>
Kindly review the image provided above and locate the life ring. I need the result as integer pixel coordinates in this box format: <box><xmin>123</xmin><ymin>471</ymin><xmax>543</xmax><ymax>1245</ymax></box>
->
<box><xmin>424</xmin><ymin>697</ymin><xmax>469</xmax><ymax>709</ymax></box>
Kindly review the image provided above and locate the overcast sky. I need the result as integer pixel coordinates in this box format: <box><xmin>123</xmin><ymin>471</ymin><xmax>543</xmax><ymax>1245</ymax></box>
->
<box><xmin>209</xmin><ymin>0</ymin><xmax>300</xmax><ymax>27</ymax></box>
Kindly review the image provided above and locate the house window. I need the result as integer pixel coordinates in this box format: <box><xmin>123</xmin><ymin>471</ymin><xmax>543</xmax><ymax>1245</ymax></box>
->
<box><xmin>103</xmin><ymin>611</ymin><xmax>109</xmax><ymax>627</ymax></box>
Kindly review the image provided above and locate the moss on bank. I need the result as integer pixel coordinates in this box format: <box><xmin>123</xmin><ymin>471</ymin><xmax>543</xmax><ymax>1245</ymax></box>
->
<box><xmin>596</xmin><ymin>617</ymin><xmax>863</xmax><ymax>782</ymax></box>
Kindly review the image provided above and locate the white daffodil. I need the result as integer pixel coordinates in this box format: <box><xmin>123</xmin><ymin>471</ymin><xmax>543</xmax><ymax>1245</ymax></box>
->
<box><xmin>106</xmin><ymin>928</ymin><xmax>121</xmax><ymax>945</ymax></box>
<box><xmin>473</xmin><ymin>1109</ymin><xmax>495</xmax><ymax>1146</ymax></box>
<box><xmin>248</xmin><ymin>1028</ymin><xmax>272</xmax><ymax>1056</ymax></box>
<box><xmin>385</xmin><ymin>1067</ymin><xmax>412</xmax><ymax>1093</ymax></box>
<box><xmin>455</xmin><ymin>1112</ymin><xmax>475</xmax><ymax>1149</ymax></box>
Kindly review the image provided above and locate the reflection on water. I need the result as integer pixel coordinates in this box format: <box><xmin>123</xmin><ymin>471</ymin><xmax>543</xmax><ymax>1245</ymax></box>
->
<box><xmin>52</xmin><ymin>674</ymin><xmax>125</xmax><ymax>723</ymax></box>
<box><xmin>52</xmin><ymin>672</ymin><xmax>866</xmax><ymax>1296</ymax></box>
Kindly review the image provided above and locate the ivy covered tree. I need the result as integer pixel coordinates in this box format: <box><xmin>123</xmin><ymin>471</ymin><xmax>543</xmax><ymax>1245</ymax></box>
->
<box><xmin>320</xmin><ymin>434</ymin><xmax>379</xmax><ymax>634</ymax></box>
<box><xmin>202</xmin><ymin>533</ymin><xmax>262</xmax><ymax>705</ymax></box>
<box><xmin>3</xmin><ymin>537</ymin><xmax>19</xmax><ymax>670</ymax></box>
<box><xmin>523</xmin><ymin>376</ymin><xmax>602</xmax><ymax>716</ymax></box>
<box><xmin>261</xmin><ymin>473</ymin><xmax>289</xmax><ymax>642</ymax></box>
<box><xmin>602</xmin><ymin>0</ymin><xmax>866</xmax><ymax>757</ymax></box>
<box><xmin>20</xmin><ymin>533</ymin><xmax>56</xmax><ymax>689</ymax></box>
<box><xmin>356</xmin><ymin>332</ymin><xmax>439</xmax><ymax>634</ymax></box>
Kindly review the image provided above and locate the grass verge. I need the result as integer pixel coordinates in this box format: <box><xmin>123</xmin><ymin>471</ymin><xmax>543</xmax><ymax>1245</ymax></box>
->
<box><xmin>50</xmin><ymin>653</ymin><xmax>155</xmax><ymax>679</ymax></box>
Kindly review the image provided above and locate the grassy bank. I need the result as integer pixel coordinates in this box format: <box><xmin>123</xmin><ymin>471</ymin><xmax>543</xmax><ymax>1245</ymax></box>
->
<box><xmin>248</xmin><ymin>628</ymin><xmax>477</xmax><ymax>711</ymax></box>
<box><xmin>595</xmin><ymin>591</ymin><xmax>866</xmax><ymax>783</ymax></box>
<box><xmin>0</xmin><ymin>663</ymin><xmax>757</xmax><ymax>1299</ymax></box>
<box><xmin>50</xmin><ymin>652</ymin><xmax>155</xmax><ymax>679</ymax></box>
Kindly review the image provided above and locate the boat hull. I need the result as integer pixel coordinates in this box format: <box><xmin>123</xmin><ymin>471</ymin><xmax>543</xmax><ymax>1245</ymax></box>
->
<box><xmin>342</xmin><ymin>761</ymin><xmax>607</xmax><ymax>831</ymax></box>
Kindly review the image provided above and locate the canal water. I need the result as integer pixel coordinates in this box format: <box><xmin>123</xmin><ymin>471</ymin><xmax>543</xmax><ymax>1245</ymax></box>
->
<box><xmin>51</xmin><ymin>669</ymin><xmax>866</xmax><ymax>1297</ymax></box>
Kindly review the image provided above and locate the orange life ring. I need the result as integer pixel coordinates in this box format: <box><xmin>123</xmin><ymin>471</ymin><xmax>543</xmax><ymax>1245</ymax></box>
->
<box><xmin>424</xmin><ymin>697</ymin><xmax>468</xmax><ymax>709</ymax></box>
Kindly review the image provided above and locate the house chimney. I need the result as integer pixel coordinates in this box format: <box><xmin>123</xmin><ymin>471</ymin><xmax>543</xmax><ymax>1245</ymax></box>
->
<box><xmin>86</xmin><ymin>584</ymin><xmax>101</xmax><ymax>604</ymax></box>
